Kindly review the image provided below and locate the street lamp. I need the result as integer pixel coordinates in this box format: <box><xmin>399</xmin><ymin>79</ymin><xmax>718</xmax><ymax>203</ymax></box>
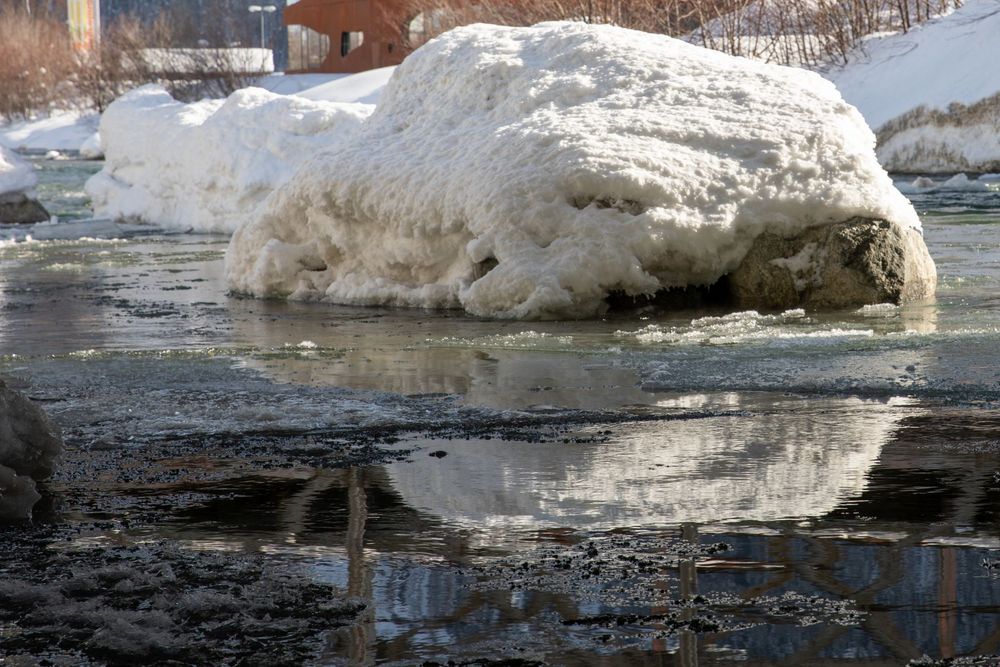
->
<box><xmin>248</xmin><ymin>5</ymin><xmax>277</xmax><ymax>50</ymax></box>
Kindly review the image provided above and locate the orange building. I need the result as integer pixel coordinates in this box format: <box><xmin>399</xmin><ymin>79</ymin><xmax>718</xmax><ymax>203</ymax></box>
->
<box><xmin>285</xmin><ymin>0</ymin><xmax>409</xmax><ymax>73</ymax></box>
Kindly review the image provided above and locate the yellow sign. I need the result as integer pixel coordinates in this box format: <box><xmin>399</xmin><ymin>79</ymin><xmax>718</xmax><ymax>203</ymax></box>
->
<box><xmin>68</xmin><ymin>0</ymin><xmax>100</xmax><ymax>51</ymax></box>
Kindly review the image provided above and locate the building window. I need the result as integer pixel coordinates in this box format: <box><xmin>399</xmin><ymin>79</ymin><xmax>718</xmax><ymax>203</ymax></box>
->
<box><xmin>340</xmin><ymin>31</ymin><xmax>364</xmax><ymax>58</ymax></box>
<box><xmin>288</xmin><ymin>25</ymin><xmax>331</xmax><ymax>70</ymax></box>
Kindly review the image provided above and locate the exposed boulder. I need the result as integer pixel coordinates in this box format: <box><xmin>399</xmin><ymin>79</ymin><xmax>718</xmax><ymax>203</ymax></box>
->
<box><xmin>0</xmin><ymin>379</ymin><xmax>63</xmax><ymax>521</ymax></box>
<box><xmin>727</xmin><ymin>218</ymin><xmax>936</xmax><ymax>310</ymax></box>
<box><xmin>0</xmin><ymin>192</ymin><xmax>50</xmax><ymax>225</ymax></box>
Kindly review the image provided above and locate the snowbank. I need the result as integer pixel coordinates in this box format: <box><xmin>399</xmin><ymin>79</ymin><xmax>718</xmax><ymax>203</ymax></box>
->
<box><xmin>79</xmin><ymin>131</ymin><xmax>103</xmax><ymax>159</ymax></box>
<box><xmin>0</xmin><ymin>110</ymin><xmax>100</xmax><ymax>154</ymax></box>
<box><xmin>896</xmin><ymin>172</ymin><xmax>996</xmax><ymax>194</ymax></box>
<box><xmin>0</xmin><ymin>146</ymin><xmax>49</xmax><ymax>225</ymax></box>
<box><xmin>86</xmin><ymin>85</ymin><xmax>372</xmax><ymax>233</ymax></box>
<box><xmin>227</xmin><ymin>22</ymin><xmax>920</xmax><ymax>319</ymax></box>
<box><xmin>876</xmin><ymin>94</ymin><xmax>1000</xmax><ymax>173</ymax></box>
<box><xmin>0</xmin><ymin>146</ymin><xmax>36</xmax><ymax>197</ymax></box>
<box><xmin>826</xmin><ymin>0</ymin><xmax>1000</xmax><ymax>172</ymax></box>
<box><xmin>294</xmin><ymin>66</ymin><xmax>395</xmax><ymax>104</ymax></box>
<box><xmin>253</xmin><ymin>68</ymin><xmax>395</xmax><ymax>104</ymax></box>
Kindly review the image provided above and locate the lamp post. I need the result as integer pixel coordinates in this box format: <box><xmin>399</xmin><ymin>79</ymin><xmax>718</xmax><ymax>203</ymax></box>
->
<box><xmin>248</xmin><ymin>4</ymin><xmax>277</xmax><ymax>50</ymax></box>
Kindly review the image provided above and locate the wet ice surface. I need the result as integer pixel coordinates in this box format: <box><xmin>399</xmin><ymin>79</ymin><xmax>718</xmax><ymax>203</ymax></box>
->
<box><xmin>1</xmin><ymin>161</ymin><xmax>1000</xmax><ymax>665</ymax></box>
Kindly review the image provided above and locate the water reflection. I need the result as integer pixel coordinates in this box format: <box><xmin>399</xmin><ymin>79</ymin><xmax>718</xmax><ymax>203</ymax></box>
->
<box><xmin>107</xmin><ymin>401</ymin><xmax>1000</xmax><ymax>665</ymax></box>
<box><xmin>385</xmin><ymin>395</ymin><xmax>912</xmax><ymax>542</ymax></box>
<box><xmin>230</xmin><ymin>304</ymin><xmax>656</xmax><ymax>409</ymax></box>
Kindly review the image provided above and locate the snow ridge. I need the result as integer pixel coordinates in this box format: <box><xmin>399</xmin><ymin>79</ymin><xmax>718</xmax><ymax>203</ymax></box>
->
<box><xmin>87</xmin><ymin>85</ymin><xmax>372</xmax><ymax>234</ymax></box>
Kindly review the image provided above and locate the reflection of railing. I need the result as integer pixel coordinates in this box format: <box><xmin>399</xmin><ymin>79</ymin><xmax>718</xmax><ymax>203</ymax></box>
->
<box><xmin>688</xmin><ymin>526</ymin><xmax>1000</xmax><ymax>664</ymax></box>
<box><xmin>153</xmin><ymin>443</ymin><xmax>1000</xmax><ymax>663</ymax></box>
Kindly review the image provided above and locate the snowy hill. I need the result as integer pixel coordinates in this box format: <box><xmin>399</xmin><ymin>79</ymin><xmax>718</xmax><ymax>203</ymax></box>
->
<box><xmin>825</xmin><ymin>0</ymin><xmax>1000</xmax><ymax>172</ymax></box>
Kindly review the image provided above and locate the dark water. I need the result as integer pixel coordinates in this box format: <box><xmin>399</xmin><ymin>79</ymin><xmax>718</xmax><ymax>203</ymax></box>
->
<box><xmin>1</xmin><ymin>163</ymin><xmax>999</xmax><ymax>665</ymax></box>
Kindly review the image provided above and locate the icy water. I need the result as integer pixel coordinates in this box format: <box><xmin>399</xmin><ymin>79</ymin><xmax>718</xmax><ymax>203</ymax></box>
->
<box><xmin>1</xmin><ymin>161</ymin><xmax>1000</xmax><ymax>665</ymax></box>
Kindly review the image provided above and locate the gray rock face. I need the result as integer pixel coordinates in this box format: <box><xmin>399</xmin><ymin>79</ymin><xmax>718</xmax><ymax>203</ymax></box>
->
<box><xmin>727</xmin><ymin>218</ymin><xmax>936</xmax><ymax>310</ymax></box>
<box><xmin>0</xmin><ymin>192</ymin><xmax>49</xmax><ymax>225</ymax></box>
<box><xmin>0</xmin><ymin>379</ymin><xmax>63</xmax><ymax>521</ymax></box>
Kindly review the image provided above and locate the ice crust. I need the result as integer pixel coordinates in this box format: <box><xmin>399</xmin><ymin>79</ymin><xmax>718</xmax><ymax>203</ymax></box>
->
<box><xmin>227</xmin><ymin>22</ymin><xmax>918</xmax><ymax>318</ymax></box>
<box><xmin>86</xmin><ymin>85</ymin><xmax>372</xmax><ymax>234</ymax></box>
<box><xmin>0</xmin><ymin>145</ymin><xmax>37</xmax><ymax>197</ymax></box>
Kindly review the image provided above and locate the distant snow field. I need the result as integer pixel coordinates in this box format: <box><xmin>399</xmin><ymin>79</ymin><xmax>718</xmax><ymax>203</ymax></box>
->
<box><xmin>0</xmin><ymin>111</ymin><xmax>100</xmax><ymax>157</ymax></box>
<box><xmin>826</xmin><ymin>0</ymin><xmax>1000</xmax><ymax>172</ymax></box>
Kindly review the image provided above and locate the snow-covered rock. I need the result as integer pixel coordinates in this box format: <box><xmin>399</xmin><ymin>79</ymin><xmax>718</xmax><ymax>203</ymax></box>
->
<box><xmin>227</xmin><ymin>22</ymin><xmax>929</xmax><ymax>319</ymax></box>
<box><xmin>826</xmin><ymin>0</ymin><xmax>1000</xmax><ymax>172</ymax></box>
<box><xmin>0</xmin><ymin>379</ymin><xmax>63</xmax><ymax>521</ymax></box>
<box><xmin>79</xmin><ymin>131</ymin><xmax>103</xmax><ymax>159</ymax></box>
<box><xmin>86</xmin><ymin>85</ymin><xmax>372</xmax><ymax>233</ymax></box>
<box><xmin>0</xmin><ymin>146</ymin><xmax>48</xmax><ymax>225</ymax></box>
<box><xmin>0</xmin><ymin>145</ymin><xmax>36</xmax><ymax>197</ymax></box>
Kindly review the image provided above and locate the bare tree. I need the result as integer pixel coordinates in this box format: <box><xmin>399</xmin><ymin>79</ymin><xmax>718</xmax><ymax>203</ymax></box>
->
<box><xmin>398</xmin><ymin>0</ymin><xmax>963</xmax><ymax>68</ymax></box>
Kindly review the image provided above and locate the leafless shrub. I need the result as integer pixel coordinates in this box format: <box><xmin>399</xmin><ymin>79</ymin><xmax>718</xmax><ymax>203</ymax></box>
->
<box><xmin>2</xmin><ymin>5</ymin><xmax>271</xmax><ymax>119</ymax></box>
<box><xmin>0</xmin><ymin>8</ymin><xmax>77</xmax><ymax>119</ymax></box>
<box><xmin>400</xmin><ymin>0</ymin><xmax>964</xmax><ymax>68</ymax></box>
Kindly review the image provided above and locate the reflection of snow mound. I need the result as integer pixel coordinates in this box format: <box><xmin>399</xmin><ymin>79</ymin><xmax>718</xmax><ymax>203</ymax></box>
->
<box><xmin>388</xmin><ymin>396</ymin><xmax>909</xmax><ymax>543</ymax></box>
<box><xmin>227</xmin><ymin>22</ymin><xmax>916</xmax><ymax>319</ymax></box>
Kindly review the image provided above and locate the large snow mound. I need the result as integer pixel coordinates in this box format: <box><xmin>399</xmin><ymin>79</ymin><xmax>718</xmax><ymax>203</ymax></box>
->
<box><xmin>825</xmin><ymin>0</ymin><xmax>1000</xmax><ymax>172</ymax></box>
<box><xmin>86</xmin><ymin>85</ymin><xmax>372</xmax><ymax>233</ymax></box>
<box><xmin>0</xmin><ymin>146</ymin><xmax>36</xmax><ymax>197</ymax></box>
<box><xmin>227</xmin><ymin>22</ymin><xmax>919</xmax><ymax>319</ymax></box>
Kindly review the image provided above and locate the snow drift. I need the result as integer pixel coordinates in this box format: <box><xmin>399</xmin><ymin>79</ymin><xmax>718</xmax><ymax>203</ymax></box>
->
<box><xmin>826</xmin><ymin>0</ymin><xmax>1000</xmax><ymax>172</ymax></box>
<box><xmin>86</xmin><ymin>85</ymin><xmax>372</xmax><ymax>233</ymax></box>
<box><xmin>227</xmin><ymin>21</ymin><xmax>922</xmax><ymax>318</ymax></box>
<box><xmin>293</xmin><ymin>66</ymin><xmax>395</xmax><ymax>105</ymax></box>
